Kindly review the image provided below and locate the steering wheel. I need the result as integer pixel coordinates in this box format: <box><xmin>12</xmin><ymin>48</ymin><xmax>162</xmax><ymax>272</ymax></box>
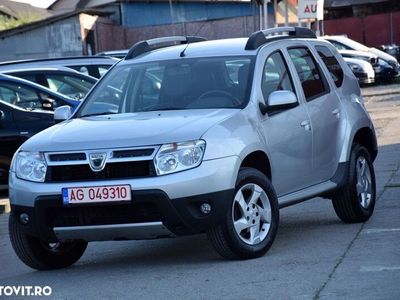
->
<box><xmin>198</xmin><ymin>90</ymin><xmax>241</xmax><ymax>105</ymax></box>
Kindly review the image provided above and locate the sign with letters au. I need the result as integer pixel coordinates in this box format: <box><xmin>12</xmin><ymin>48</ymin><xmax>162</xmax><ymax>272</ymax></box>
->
<box><xmin>298</xmin><ymin>0</ymin><xmax>325</xmax><ymax>20</ymax></box>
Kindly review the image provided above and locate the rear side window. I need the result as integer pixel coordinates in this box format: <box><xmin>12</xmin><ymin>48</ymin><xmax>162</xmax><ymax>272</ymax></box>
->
<box><xmin>288</xmin><ymin>47</ymin><xmax>328</xmax><ymax>101</ymax></box>
<box><xmin>315</xmin><ymin>46</ymin><xmax>344</xmax><ymax>87</ymax></box>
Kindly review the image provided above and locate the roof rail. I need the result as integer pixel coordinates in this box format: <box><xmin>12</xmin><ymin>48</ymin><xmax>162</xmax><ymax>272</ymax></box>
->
<box><xmin>125</xmin><ymin>36</ymin><xmax>207</xmax><ymax>60</ymax></box>
<box><xmin>245</xmin><ymin>26</ymin><xmax>316</xmax><ymax>50</ymax></box>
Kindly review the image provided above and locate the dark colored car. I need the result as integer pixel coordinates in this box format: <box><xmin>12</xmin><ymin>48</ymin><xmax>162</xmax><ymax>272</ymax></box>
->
<box><xmin>377</xmin><ymin>44</ymin><xmax>400</xmax><ymax>61</ymax></box>
<box><xmin>0</xmin><ymin>75</ymin><xmax>80</xmax><ymax>189</ymax></box>
<box><xmin>3</xmin><ymin>67</ymin><xmax>97</xmax><ymax>100</ymax></box>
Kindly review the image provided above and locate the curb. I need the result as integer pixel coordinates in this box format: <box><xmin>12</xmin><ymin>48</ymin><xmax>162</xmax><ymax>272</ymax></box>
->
<box><xmin>363</xmin><ymin>90</ymin><xmax>400</xmax><ymax>97</ymax></box>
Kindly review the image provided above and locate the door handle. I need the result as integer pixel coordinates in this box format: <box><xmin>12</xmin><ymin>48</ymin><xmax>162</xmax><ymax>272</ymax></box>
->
<box><xmin>0</xmin><ymin>110</ymin><xmax>4</xmax><ymax>120</ymax></box>
<box><xmin>300</xmin><ymin>120</ymin><xmax>311</xmax><ymax>131</ymax></box>
<box><xmin>332</xmin><ymin>108</ymin><xmax>340</xmax><ymax>119</ymax></box>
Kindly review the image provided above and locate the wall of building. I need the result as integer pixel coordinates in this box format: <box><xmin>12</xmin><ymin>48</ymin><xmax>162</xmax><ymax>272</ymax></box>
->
<box><xmin>0</xmin><ymin>16</ymin><xmax>83</xmax><ymax>62</ymax></box>
<box><xmin>94</xmin><ymin>14</ymin><xmax>260</xmax><ymax>52</ymax></box>
<box><xmin>120</xmin><ymin>2</ymin><xmax>257</xmax><ymax>27</ymax></box>
<box><xmin>324</xmin><ymin>12</ymin><xmax>400</xmax><ymax>46</ymax></box>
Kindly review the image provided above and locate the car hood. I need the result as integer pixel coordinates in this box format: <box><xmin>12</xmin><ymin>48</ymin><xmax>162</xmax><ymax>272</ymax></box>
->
<box><xmin>343</xmin><ymin>57</ymin><xmax>373</xmax><ymax>70</ymax></box>
<box><xmin>339</xmin><ymin>49</ymin><xmax>377</xmax><ymax>59</ymax></box>
<box><xmin>369</xmin><ymin>48</ymin><xmax>398</xmax><ymax>63</ymax></box>
<box><xmin>21</xmin><ymin>109</ymin><xmax>240</xmax><ymax>152</ymax></box>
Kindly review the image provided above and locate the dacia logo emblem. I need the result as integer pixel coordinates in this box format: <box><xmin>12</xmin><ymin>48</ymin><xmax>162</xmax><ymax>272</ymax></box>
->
<box><xmin>89</xmin><ymin>153</ymin><xmax>107</xmax><ymax>172</ymax></box>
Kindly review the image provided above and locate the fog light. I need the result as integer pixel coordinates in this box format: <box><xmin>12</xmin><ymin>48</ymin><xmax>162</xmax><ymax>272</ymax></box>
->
<box><xmin>19</xmin><ymin>213</ymin><xmax>29</xmax><ymax>225</ymax></box>
<box><xmin>200</xmin><ymin>203</ymin><xmax>211</xmax><ymax>214</ymax></box>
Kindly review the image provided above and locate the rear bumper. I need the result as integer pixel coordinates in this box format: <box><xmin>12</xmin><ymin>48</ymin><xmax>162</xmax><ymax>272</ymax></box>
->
<box><xmin>10</xmin><ymin>188</ymin><xmax>235</xmax><ymax>242</ymax></box>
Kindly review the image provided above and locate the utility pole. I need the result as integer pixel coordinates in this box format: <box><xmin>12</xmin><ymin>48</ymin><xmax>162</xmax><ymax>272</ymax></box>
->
<box><xmin>263</xmin><ymin>0</ymin><xmax>269</xmax><ymax>29</ymax></box>
<box><xmin>284</xmin><ymin>0</ymin><xmax>289</xmax><ymax>26</ymax></box>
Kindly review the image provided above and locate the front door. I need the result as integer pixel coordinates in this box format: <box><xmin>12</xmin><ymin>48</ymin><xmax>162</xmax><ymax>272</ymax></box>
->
<box><xmin>259</xmin><ymin>49</ymin><xmax>313</xmax><ymax>196</ymax></box>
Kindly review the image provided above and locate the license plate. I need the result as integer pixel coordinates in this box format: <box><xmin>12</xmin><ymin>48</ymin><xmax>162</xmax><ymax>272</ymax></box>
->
<box><xmin>62</xmin><ymin>185</ymin><xmax>131</xmax><ymax>205</ymax></box>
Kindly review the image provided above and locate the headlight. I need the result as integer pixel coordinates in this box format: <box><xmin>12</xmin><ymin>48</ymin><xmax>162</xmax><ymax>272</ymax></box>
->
<box><xmin>348</xmin><ymin>63</ymin><xmax>361</xmax><ymax>71</ymax></box>
<box><xmin>15</xmin><ymin>152</ymin><xmax>47</xmax><ymax>182</ymax></box>
<box><xmin>154</xmin><ymin>140</ymin><xmax>206</xmax><ymax>175</ymax></box>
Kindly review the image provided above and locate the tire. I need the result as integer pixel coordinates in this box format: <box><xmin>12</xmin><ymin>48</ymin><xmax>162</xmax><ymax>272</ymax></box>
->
<box><xmin>207</xmin><ymin>167</ymin><xmax>279</xmax><ymax>260</ymax></box>
<box><xmin>9</xmin><ymin>213</ymin><xmax>87</xmax><ymax>270</ymax></box>
<box><xmin>332</xmin><ymin>143</ymin><xmax>376</xmax><ymax>223</ymax></box>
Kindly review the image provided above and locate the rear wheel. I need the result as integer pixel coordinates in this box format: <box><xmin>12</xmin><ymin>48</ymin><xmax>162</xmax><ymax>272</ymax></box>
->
<box><xmin>332</xmin><ymin>144</ymin><xmax>376</xmax><ymax>223</ymax></box>
<box><xmin>207</xmin><ymin>168</ymin><xmax>279</xmax><ymax>259</ymax></box>
<box><xmin>9</xmin><ymin>213</ymin><xmax>87</xmax><ymax>270</ymax></box>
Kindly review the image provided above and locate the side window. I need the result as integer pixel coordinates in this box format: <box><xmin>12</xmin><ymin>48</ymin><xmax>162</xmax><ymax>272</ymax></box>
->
<box><xmin>45</xmin><ymin>74</ymin><xmax>94</xmax><ymax>99</ymax></box>
<box><xmin>330</xmin><ymin>41</ymin><xmax>351</xmax><ymax>51</ymax></box>
<box><xmin>0</xmin><ymin>82</ymin><xmax>42</xmax><ymax>109</ymax></box>
<box><xmin>315</xmin><ymin>46</ymin><xmax>344</xmax><ymax>87</ymax></box>
<box><xmin>288</xmin><ymin>47</ymin><xmax>328</xmax><ymax>101</ymax></box>
<box><xmin>261</xmin><ymin>51</ymin><xmax>294</xmax><ymax>101</ymax></box>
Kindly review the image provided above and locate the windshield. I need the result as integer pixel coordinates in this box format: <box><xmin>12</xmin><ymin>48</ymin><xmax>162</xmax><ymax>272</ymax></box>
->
<box><xmin>77</xmin><ymin>56</ymin><xmax>254</xmax><ymax>117</ymax></box>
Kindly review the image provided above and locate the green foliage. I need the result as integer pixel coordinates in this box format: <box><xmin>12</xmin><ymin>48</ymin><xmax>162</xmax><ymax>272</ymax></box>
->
<box><xmin>0</xmin><ymin>13</ymin><xmax>42</xmax><ymax>31</ymax></box>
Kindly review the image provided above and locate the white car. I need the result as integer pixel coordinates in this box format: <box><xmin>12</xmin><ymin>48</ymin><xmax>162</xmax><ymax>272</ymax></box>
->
<box><xmin>343</xmin><ymin>57</ymin><xmax>375</xmax><ymax>84</ymax></box>
<box><xmin>322</xmin><ymin>35</ymin><xmax>400</xmax><ymax>78</ymax></box>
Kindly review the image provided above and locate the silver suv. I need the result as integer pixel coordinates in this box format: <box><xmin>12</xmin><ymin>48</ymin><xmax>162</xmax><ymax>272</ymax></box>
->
<box><xmin>8</xmin><ymin>27</ymin><xmax>377</xmax><ymax>270</ymax></box>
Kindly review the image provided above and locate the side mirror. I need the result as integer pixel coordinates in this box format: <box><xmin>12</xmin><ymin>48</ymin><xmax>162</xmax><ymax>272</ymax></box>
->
<box><xmin>259</xmin><ymin>90</ymin><xmax>298</xmax><ymax>115</ymax></box>
<box><xmin>54</xmin><ymin>105</ymin><xmax>72</xmax><ymax>122</ymax></box>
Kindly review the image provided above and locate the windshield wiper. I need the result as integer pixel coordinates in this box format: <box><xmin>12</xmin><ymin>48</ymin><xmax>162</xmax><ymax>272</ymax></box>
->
<box><xmin>81</xmin><ymin>111</ymin><xmax>118</xmax><ymax>118</ymax></box>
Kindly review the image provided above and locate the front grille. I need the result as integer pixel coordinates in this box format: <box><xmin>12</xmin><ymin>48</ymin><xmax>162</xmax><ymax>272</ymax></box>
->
<box><xmin>45</xmin><ymin>161</ymin><xmax>156</xmax><ymax>182</ymax></box>
<box><xmin>112</xmin><ymin>148</ymin><xmax>154</xmax><ymax>158</ymax></box>
<box><xmin>49</xmin><ymin>153</ymin><xmax>86</xmax><ymax>162</ymax></box>
<box><xmin>46</xmin><ymin>202</ymin><xmax>162</xmax><ymax>227</ymax></box>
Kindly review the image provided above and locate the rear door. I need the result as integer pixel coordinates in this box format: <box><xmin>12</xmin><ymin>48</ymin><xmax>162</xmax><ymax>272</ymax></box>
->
<box><xmin>286</xmin><ymin>44</ymin><xmax>342</xmax><ymax>183</ymax></box>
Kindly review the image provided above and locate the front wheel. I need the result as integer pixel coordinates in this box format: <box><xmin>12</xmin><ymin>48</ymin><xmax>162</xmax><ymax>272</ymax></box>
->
<box><xmin>9</xmin><ymin>213</ymin><xmax>87</xmax><ymax>270</ymax></box>
<box><xmin>207</xmin><ymin>168</ymin><xmax>279</xmax><ymax>259</ymax></box>
<box><xmin>332</xmin><ymin>144</ymin><xmax>376</xmax><ymax>223</ymax></box>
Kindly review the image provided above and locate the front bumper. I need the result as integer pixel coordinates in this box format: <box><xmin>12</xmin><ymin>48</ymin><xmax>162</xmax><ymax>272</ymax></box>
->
<box><xmin>9</xmin><ymin>156</ymin><xmax>239</xmax><ymax>242</ymax></box>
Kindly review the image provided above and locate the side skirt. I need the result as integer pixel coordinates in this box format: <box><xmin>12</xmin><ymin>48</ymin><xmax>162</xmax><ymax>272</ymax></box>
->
<box><xmin>278</xmin><ymin>162</ymin><xmax>349</xmax><ymax>209</ymax></box>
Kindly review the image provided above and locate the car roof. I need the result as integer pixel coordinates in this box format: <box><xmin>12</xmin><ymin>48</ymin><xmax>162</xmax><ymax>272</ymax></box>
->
<box><xmin>0</xmin><ymin>56</ymin><xmax>119</xmax><ymax>66</ymax></box>
<box><xmin>120</xmin><ymin>38</ymin><xmax>258</xmax><ymax>64</ymax></box>
<box><xmin>3</xmin><ymin>67</ymin><xmax>98</xmax><ymax>82</ymax></box>
<box><xmin>339</xmin><ymin>49</ymin><xmax>376</xmax><ymax>58</ymax></box>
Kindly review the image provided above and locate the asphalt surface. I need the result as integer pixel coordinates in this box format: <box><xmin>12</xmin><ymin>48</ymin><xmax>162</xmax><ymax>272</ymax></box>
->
<box><xmin>0</xmin><ymin>83</ymin><xmax>399</xmax><ymax>299</ymax></box>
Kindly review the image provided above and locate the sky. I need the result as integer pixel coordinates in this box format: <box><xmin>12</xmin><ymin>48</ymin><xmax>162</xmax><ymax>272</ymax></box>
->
<box><xmin>9</xmin><ymin>0</ymin><xmax>57</xmax><ymax>8</ymax></box>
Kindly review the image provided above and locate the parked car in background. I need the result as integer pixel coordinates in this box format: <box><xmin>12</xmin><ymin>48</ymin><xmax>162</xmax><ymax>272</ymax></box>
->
<box><xmin>0</xmin><ymin>74</ymin><xmax>80</xmax><ymax>111</ymax></box>
<box><xmin>339</xmin><ymin>49</ymin><xmax>397</xmax><ymax>81</ymax></box>
<box><xmin>377</xmin><ymin>44</ymin><xmax>400</xmax><ymax>61</ymax></box>
<box><xmin>0</xmin><ymin>99</ymin><xmax>54</xmax><ymax>190</ymax></box>
<box><xmin>2</xmin><ymin>67</ymin><xmax>97</xmax><ymax>100</ymax></box>
<box><xmin>322</xmin><ymin>35</ymin><xmax>400</xmax><ymax>78</ymax></box>
<box><xmin>0</xmin><ymin>56</ymin><xmax>119</xmax><ymax>79</ymax></box>
<box><xmin>0</xmin><ymin>75</ymin><xmax>80</xmax><ymax>190</ymax></box>
<box><xmin>343</xmin><ymin>57</ymin><xmax>375</xmax><ymax>85</ymax></box>
<box><xmin>96</xmin><ymin>50</ymin><xmax>128</xmax><ymax>59</ymax></box>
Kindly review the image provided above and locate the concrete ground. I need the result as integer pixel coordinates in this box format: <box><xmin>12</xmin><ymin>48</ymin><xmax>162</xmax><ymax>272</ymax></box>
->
<box><xmin>0</xmin><ymin>83</ymin><xmax>399</xmax><ymax>299</ymax></box>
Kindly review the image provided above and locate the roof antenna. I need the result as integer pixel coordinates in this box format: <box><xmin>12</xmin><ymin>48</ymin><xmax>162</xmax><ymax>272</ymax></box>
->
<box><xmin>180</xmin><ymin>43</ymin><xmax>190</xmax><ymax>57</ymax></box>
<box><xmin>180</xmin><ymin>20</ymin><xmax>207</xmax><ymax>57</ymax></box>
